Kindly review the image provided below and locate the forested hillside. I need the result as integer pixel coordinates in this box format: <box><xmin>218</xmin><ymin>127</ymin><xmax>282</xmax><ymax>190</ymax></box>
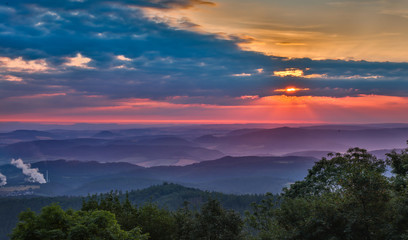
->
<box><xmin>0</xmin><ymin>183</ymin><xmax>267</xmax><ymax>240</ymax></box>
<box><xmin>7</xmin><ymin>145</ymin><xmax>408</xmax><ymax>240</ymax></box>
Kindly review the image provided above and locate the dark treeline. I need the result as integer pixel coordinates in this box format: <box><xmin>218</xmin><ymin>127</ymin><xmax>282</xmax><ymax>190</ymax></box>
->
<box><xmin>8</xmin><ymin>144</ymin><xmax>408</xmax><ymax>239</ymax></box>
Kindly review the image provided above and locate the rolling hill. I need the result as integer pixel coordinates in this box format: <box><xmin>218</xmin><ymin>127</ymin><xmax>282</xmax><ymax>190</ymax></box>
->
<box><xmin>0</xmin><ymin>137</ymin><xmax>225</xmax><ymax>166</ymax></box>
<box><xmin>195</xmin><ymin>127</ymin><xmax>408</xmax><ymax>155</ymax></box>
<box><xmin>0</xmin><ymin>155</ymin><xmax>317</xmax><ymax>195</ymax></box>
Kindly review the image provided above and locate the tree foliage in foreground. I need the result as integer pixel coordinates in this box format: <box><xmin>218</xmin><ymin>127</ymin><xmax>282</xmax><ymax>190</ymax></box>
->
<box><xmin>82</xmin><ymin>193</ymin><xmax>244</xmax><ymax>240</ymax></box>
<box><xmin>12</xmin><ymin>195</ymin><xmax>244</xmax><ymax>240</ymax></box>
<box><xmin>10</xmin><ymin>204</ymin><xmax>147</xmax><ymax>240</ymax></box>
<box><xmin>247</xmin><ymin>145</ymin><xmax>408</xmax><ymax>240</ymax></box>
<box><xmin>0</xmin><ymin>183</ymin><xmax>264</xmax><ymax>240</ymax></box>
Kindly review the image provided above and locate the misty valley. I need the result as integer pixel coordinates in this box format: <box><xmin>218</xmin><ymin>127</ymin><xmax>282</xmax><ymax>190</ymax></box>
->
<box><xmin>1</xmin><ymin>124</ymin><xmax>407</xmax><ymax>196</ymax></box>
<box><xmin>0</xmin><ymin>124</ymin><xmax>408</xmax><ymax>239</ymax></box>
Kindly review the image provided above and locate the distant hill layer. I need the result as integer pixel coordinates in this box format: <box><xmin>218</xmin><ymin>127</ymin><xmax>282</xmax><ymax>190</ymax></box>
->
<box><xmin>195</xmin><ymin>127</ymin><xmax>408</xmax><ymax>155</ymax></box>
<box><xmin>1</xmin><ymin>125</ymin><xmax>407</xmax><ymax>165</ymax></box>
<box><xmin>0</xmin><ymin>155</ymin><xmax>317</xmax><ymax>195</ymax></box>
<box><xmin>0</xmin><ymin>137</ymin><xmax>225</xmax><ymax>166</ymax></box>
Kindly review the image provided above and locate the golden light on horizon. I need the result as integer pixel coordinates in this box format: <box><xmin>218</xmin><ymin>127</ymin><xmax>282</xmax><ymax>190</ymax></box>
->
<box><xmin>274</xmin><ymin>87</ymin><xmax>310</xmax><ymax>94</ymax></box>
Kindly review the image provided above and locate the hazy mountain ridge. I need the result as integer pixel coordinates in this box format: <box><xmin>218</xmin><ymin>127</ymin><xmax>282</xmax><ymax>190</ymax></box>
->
<box><xmin>0</xmin><ymin>155</ymin><xmax>317</xmax><ymax>195</ymax></box>
<box><xmin>195</xmin><ymin>127</ymin><xmax>408</xmax><ymax>155</ymax></box>
<box><xmin>0</xmin><ymin>124</ymin><xmax>407</xmax><ymax>195</ymax></box>
<box><xmin>0</xmin><ymin>130</ymin><xmax>62</xmax><ymax>146</ymax></box>
<box><xmin>0</xmin><ymin>137</ymin><xmax>225</xmax><ymax>166</ymax></box>
<box><xmin>1</xmin><ymin>124</ymin><xmax>407</xmax><ymax>166</ymax></box>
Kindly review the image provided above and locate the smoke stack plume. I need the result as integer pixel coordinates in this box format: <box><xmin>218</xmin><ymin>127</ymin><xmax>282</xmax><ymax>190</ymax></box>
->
<box><xmin>0</xmin><ymin>172</ymin><xmax>6</xmax><ymax>186</ymax></box>
<box><xmin>11</xmin><ymin>158</ymin><xmax>46</xmax><ymax>184</ymax></box>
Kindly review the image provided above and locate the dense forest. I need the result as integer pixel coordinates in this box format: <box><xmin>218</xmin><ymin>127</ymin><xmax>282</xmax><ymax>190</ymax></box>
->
<box><xmin>6</xmin><ymin>145</ymin><xmax>408</xmax><ymax>239</ymax></box>
<box><xmin>0</xmin><ymin>183</ymin><xmax>266</xmax><ymax>240</ymax></box>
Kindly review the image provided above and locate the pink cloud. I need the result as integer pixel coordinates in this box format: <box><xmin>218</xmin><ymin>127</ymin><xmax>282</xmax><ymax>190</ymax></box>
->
<box><xmin>0</xmin><ymin>57</ymin><xmax>51</xmax><ymax>73</ymax></box>
<box><xmin>0</xmin><ymin>75</ymin><xmax>23</xmax><ymax>82</ymax></box>
<box><xmin>64</xmin><ymin>53</ymin><xmax>94</xmax><ymax>69</ymax></box>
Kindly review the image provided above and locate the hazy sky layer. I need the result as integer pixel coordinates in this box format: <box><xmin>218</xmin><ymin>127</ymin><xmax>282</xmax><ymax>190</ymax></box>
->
<box><xmin>1</xmin><ymin>0</ymin><xmax>407</xmax><ymax>124</ymax></box>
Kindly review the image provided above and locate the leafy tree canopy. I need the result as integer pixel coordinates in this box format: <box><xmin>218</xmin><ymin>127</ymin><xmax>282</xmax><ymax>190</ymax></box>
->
<box><xmin>247</xmin><ymin>146</ymin><xmax>408</xmax><ymax>240</ymax></box>
<box><xmin>10</xmin><ymin>204</ymin><xmax>148</xmax><ymax>240</ymax></box>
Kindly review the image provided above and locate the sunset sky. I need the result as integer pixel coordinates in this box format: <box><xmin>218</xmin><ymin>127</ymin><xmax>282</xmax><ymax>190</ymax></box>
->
<box><xmin>1</xmin><ymin>0</ymin><xmax>408</xmax><ymax>124</ymax></box>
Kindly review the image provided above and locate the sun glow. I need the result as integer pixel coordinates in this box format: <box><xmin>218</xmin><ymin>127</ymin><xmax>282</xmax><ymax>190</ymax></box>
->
<box><xmin>274</xmin><ymin>87</ymin><xmax>310</xmax><ymax>94</ymax></box>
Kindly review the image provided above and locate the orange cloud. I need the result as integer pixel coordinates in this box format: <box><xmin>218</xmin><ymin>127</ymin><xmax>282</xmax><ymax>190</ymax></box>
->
<box><xmin>273</xmin><ymin>68</ymin><xmax>304</xmax><ymax>77</ymax></box>
<box><xmin>276</xmin><ymin>42</ymin><xmax>306</xmax><ymax>46</ymax></box>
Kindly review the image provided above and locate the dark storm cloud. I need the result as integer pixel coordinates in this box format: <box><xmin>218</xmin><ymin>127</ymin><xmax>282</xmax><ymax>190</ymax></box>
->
<box><xmin>1</xmin><ymin>0</ymin><xmax>408</xmax><ymax>107</ymax></box>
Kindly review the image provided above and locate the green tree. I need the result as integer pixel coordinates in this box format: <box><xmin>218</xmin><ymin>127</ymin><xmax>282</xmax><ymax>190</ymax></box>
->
<box><xmin>136</xmin><ymin>202</ymin><xmax>176</xmax><ymax>240</ymax></box>
<box><xmin>387</xmin><ymin>142</ymin><xmax>408</xmax><ymax>191</ymax></box>
<box><xmin>245</xmin><ymin>193</ymin><xmax>278</xmax><ymax>240</ymax></box>
<box><xmin>82</xmin><ymin>192</ymin><xmax>176</xmax><ymax>240</ymax></box>
<box><xmin>174</xmin><ymin>201</ymin><xmax>195</xmax><ymax>240</ymax></box>
<box><xmin>386</xmin><ymin>143</ymin><xmax>408</xmax><ymax>238</ymax></box>
<box><xmin>194</xmin><ymin>199</ymin><xmax>244</xmax><ymax>240</ymax></box>
<box><xmin>10</xmin><ymin>204</ymin><xmax>148</xmax><ymax>240</ymax></box>
<box><xmin>283</xmin><ymin>148</ymin><xmax>388</xmax><ymax>198</ymax></box>
<box><xmin>248</xmin><ymin>148</ymin><xmax>393</xmax><ymax>240</ymax></box>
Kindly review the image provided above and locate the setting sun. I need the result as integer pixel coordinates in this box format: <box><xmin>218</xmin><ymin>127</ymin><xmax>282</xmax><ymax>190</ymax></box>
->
<box><xmin>274</xmin><ymin>87</ymin><xmax>310</xmax><ymax>94</ymax></box>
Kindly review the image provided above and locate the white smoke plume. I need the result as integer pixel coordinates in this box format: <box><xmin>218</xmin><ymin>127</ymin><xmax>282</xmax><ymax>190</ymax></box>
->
<box><xmin>0</xmin><ymin>172</ymin><xmax>6</xmax><ymax>186</ymax></box>
<box><xmin>11</xmin><ymin>158</ymin><xmax>46</xmax><ymax>184</ymax></box>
